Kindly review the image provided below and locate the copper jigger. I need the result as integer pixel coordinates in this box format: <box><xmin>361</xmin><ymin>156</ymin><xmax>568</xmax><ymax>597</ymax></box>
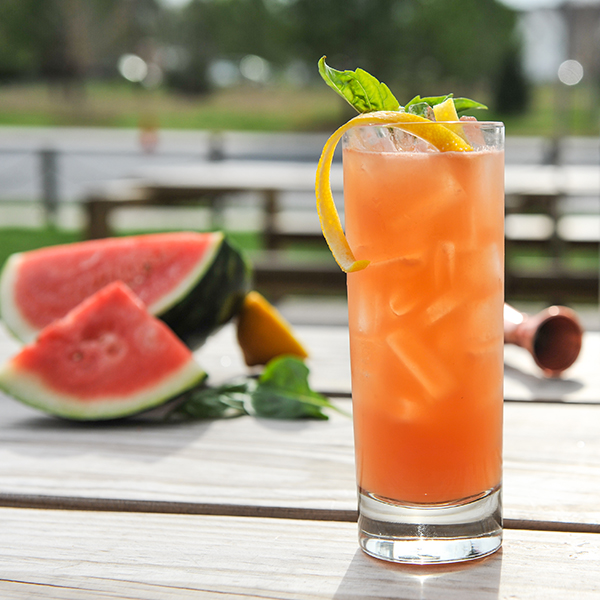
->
<box><xmin>504</xmin><ymin>303</ymin><xmax>583</xmax><ymax>377</ymax></box>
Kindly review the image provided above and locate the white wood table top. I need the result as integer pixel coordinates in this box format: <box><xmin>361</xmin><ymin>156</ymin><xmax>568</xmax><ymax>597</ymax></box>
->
<box><xmin>0</xmin><ymin>322</ymin><xmax>599</xmax><ymax>597</ymax></box>
<box><xmin>1</xmin><ymin>508</ymin><xmax>599</xmax><ymax>600</ymax></box>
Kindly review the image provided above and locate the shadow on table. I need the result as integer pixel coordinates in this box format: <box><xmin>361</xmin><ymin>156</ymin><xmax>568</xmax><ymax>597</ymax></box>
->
<box><xmin>0</xmin><ymin>392</ymin><xmax>221</xmax><ymax>463</ymax></box>
<box><xmin>504</xmin><ymin>363</ymin><xmax>584</xmax><ymax>399</ymax></box>
<box><xmin>334</xmin><ymin>548</ymin><xmax>502</xmax><ymax>600</ymax></box>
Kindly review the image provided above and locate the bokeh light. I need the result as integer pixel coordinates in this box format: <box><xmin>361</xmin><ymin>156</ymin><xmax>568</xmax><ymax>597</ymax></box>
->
<box><xmin>557</xmin><ymin>59</ymin><xmax>584</xmax><ymax>85</ymax></box>
<box><xmin>118</xmin><ymin>54</ymin><xmax>148</xmax><ymax>83</ymax></box>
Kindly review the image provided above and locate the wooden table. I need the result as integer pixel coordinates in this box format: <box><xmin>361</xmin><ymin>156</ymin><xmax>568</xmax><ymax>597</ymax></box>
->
<box><xmin>1</xmin><ymin>322</ymin><xmax>599</xmax><ymax>598</ymax></box>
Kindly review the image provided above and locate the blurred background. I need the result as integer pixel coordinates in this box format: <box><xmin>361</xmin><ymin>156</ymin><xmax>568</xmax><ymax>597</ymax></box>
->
<box><xmin>0</xmin><ymin>0</ymin><xmax>598</xmax><ymax>326</ymax></box>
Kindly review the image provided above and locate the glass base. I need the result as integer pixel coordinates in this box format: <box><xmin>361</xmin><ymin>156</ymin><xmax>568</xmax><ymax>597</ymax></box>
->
<box><xmin>358</xmin><ymin>486</ymin><xmax>502</xmax><ymax>564</ymax></box>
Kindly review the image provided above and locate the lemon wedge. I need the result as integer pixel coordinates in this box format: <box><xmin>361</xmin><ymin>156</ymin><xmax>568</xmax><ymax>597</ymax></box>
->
<box><xmin>315</xmin><ymin>110</ymin><xmax>472</xmax><ymax>273</ymax></box>
<box><xmin>432</xmin><ymin>98</ymin><xmax>469</xmax><ymax>142</ymax></box>
<box><xmin>236</xmin><ymin>291</ymin><xmax>309</xmax><ymax>367</ymax></box>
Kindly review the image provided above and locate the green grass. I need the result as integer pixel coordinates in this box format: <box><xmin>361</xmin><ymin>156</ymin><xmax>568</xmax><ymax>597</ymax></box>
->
<box><xmin>487</xmin><ymin>84</ymin><xmax>600</xmax><ymax>137</ymax></box>
<box><xmin>506</xmin><ymin>246</ymin><xmax>599</xmax><ymax>272</ymax></box>
<box><xmin>0</xmin><ymin>80</ymin><xmax>599</xmax><ymax>135</ymax></box>
<box><xmin>0</xmin><ymin>228</ymin><xmax>82</xmax><ymax>270</ymax></box>
<box><xmin>0</xmin><ymin>81</ymin><xmax>343</xmax><ymax>132</ymax></box>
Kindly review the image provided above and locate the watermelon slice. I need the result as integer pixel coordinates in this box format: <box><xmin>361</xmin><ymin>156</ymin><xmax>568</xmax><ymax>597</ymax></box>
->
<box><xmin>0</xmin><ymin>282</ymin><xmax>206</xmax><ymax>420</ymax></box>
<box><xmin>0</xmin><ymin>231</ymin><xmax>251</xmax><ymax>348</ymax></box>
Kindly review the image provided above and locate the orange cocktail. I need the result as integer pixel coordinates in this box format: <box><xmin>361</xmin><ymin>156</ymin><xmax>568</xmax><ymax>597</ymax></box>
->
<box><xmin>344</xmin><ymin>128</ymin><xmax>504</xmax><ymax>506</ymax></box>
<box><xmin>314</xmin><ymin>56</ymin><xmax>504</xmax><ymax>565</ymax></box>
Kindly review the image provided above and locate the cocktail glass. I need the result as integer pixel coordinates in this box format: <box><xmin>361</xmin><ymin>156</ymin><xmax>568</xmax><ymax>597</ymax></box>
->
<box><xmin>342</xmin><ymin>121</ymin><xmax>504</xmax><ymax>564</ymax></box>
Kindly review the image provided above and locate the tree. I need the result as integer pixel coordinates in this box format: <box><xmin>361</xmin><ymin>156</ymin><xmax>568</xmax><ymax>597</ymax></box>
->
<box><xmin>0</xmin><ymin>0</ymin><xmax>164</xmax><ymax>84</ymax></box>
<box><xmin>493</xmin><ymin>43</ymin><xmax>530</xmax><ymax>115</ymax></box>
<box><xmin>286</xmin><ymin>0</ymin><xmax>416</xmax><ymax>84</ymax></box>
<box><xmin>286</xmin><ymin>0</ymin><xmax>520</xmax><ymax>99</ymax></box>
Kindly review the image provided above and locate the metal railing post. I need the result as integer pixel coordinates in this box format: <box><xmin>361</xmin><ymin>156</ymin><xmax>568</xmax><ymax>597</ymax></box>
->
<box><xmin>40</xmin><ymin>148</ymin><xmax>59</xmax><ymax>226</ymax></box>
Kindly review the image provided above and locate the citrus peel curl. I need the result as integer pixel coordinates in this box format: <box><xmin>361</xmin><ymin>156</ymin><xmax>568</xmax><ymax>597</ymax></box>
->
<box><xmin>315</xmin><ymin>110</ymin><xmax>473</xmax><ymax>273</ymax></box>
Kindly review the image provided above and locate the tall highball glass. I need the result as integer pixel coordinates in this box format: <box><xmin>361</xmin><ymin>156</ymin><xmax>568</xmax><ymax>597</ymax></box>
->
<box><xmin>343</xmin><ymin>121</ymin><xmax>504</xmax><ymax>564</ymax></box>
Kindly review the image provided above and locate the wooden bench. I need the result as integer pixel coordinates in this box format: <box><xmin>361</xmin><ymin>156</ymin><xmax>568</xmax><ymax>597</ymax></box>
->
<box><xmin>82</xmin><ymin>161</ymin><xmax>343</xmax><ymax>246</ymax></box>
<box><xmin>82</xmin><ymin>161</ymin><xmax>599</xmax><ymax>303</ymax></box>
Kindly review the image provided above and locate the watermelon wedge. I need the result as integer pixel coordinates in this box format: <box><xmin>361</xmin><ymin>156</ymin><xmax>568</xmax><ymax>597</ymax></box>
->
<box><xmin>0</xmin><ymin>282</ymin><xmax>206</xmax><ymax>420</ymax></box>
<box><xmin>0</xmin><ymin>231</ymin><xmax>251</xmax><ymax>348</ymax></box>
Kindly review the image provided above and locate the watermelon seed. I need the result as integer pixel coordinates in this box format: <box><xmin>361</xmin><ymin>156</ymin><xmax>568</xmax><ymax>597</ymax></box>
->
<box><xmin>71</xmin><ymin>352</ymin><xmax>83</xmax><ymax>362</ymax></box>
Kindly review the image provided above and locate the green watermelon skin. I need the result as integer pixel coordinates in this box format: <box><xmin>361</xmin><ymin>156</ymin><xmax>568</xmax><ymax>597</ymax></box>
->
<box><xmin>161</xmin><ymin>235</ymin><xmax>252</xmax><ymax>349</ymax></box>
<box><xmin>0</xmin><ymin>232</ymin><xmax>252</xmax><ymax>349</ymax></box>
<box><xmin>0</xmin><ymin>282</ymin><xmax>207</xmax><ymax>421</ymax></box>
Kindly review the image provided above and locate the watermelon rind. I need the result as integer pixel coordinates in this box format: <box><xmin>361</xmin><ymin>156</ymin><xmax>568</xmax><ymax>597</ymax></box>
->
<box><xmin>0</xmin><ymin>231</ymin><xmax>252</xmax><ymax>348</ymax></box>
<box><xmin>0</xmin><ymin>253</ymin><xmax>35</xmax><ymax>342</ymax></box>
<box><xmin>0</xmin><ymin>359</ymin><xmax>206</xmax><ymax>421</ymax></box>
<box><xmin>159</xmin><ymin>233</ymin><xmax>252</xmax><ymax>348</ymax></box>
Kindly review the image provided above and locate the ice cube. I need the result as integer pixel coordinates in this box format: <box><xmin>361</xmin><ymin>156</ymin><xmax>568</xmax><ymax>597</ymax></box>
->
<box><xmin>344</xmin><ymin>126</ymin><xmax>398</xmax><ymax>153</ymax></box>
<box><xmin>460</xmin><ymin>244</ymin><xmax>503</xmax><ymax>298</ymax></box>
<box><xmin>465</xmin><ymin>293</ymin><xmax>504</xmax><ymax>355</ymax></box>
<box><xmin>372</xmin><ymin>254</ymin><xmax>423</xmax><ymax>317</ymax></box>
<box><xmin>434</xmin><ymin>241</ymin><xmax>456</xmax><ymax>291</ymax></box>
<box><xmin>387</xmin><ymin>329</ymin><xmax>457</xmax><ymax>400</ymax></box>
<box><xmin>426</xmin><ymin>292</ymin><xmax>460</xmax><ymax>324</ymax></box>
<box><xmin>389</xmin><ymin>128</ymin><xmax>435</xmax><ymax>153</ymax></box>
<box><xmin>399</xmin><ymin>163</ymin><xmax>465</xmax><ymax>230</ymax></box>
<box><xmin>347</xmin><ymin>274</ymin><xmax>386</xmax><ymax>336</ymax></box>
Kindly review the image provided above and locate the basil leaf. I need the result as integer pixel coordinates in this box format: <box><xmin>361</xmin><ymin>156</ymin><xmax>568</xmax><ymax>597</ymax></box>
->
<box><xmin>251</xmin><ymin>388</ymin><xmax>329</xmax><ymax>420</ymax></box>
<box><xmin>172</xmin><ymin>382</ymin><xmax>250</xmax><ymax>420</ymax></box>
<box><xmin>406</xmin><ymin>94</ymin><xmax>487</xmax><ymax>116</ymax></box>
<box><xmin>166</xmin><ymin>357</ymin><xmax>344</xmax><ymax>422</ymax></box>
<box><xmin>406</xmin><ymin>94</ymin><xmax>452</xmax><ymax>110</ymax></box>
<box><xmin>318</xmin><ymin>56</ymin><xmax>400</xmax><ymax>113</ymax></box>
<box><xmin>250</xmin><ymin>355</ymin><xmax>343</xmax><ymax>420</ymax></box>
<box><xmin>453</xmin><ymin>97</ymin><xmax>488</xmax><ymax>114</ymax></box>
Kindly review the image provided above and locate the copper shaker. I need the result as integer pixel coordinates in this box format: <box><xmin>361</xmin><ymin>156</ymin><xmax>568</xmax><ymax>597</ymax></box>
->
<box><xmin>504</xmin><ymin>303</ymin><xmax>583</xmax><ymax>377</ymax></box>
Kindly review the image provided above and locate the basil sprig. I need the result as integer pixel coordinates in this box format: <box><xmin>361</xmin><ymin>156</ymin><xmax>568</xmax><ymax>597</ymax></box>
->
<box><xmin>318</xmin><ymin>57</ymin><xmax>487</xmax><ymax>116</ymax></box>
<box><xmin>170</xmin><ymin>355</ymin><xmax>346</xmax><ymax>421</ymax></box>
<box><xmin>406</xmin><ymin>94</ymin><xmax>487</xmax><ymax>115</ymax></box>
<box><xmin>318</xmin><ymin>56</ymin><xmax>400</xmax><ymax>113</ymax></box>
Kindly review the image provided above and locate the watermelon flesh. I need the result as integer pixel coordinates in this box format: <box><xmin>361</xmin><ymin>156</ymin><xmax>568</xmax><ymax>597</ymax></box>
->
<box><xmin>0</xmin><ymin>282</ymin><xmax>206</xmax><ymax>420</ymax></box>
<box><xmin>0</xmin><ymin>231</ymin><xmax>251</xmax><ymax>347</ymax></box>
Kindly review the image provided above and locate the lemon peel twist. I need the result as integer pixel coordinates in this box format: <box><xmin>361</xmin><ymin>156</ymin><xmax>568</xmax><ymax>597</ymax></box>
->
<box><xmin>315</xmin><ymin>110</ymin><xmax>472</xmax><ymax>273</ymax></box>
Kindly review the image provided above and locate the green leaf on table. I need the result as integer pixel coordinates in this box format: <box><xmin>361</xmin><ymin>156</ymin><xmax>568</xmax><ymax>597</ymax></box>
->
<box><xmin>171</xmin><ymin>382</ymin><xmax>250</xmax><ymax>420</ymax></box>
<box><xmin>167</xmin><ymin>357</ymin><xmax>343</xmax><ymax>421</ymax></box>
<box><xmin>318</xmin><ymin>56</ymin><xmax>400</xmax><ymax>114</ymax></box>
<box><xmin>250</xmin><ymin>355</ymin><xmax>344</xmax><ymax>420</ymax></box>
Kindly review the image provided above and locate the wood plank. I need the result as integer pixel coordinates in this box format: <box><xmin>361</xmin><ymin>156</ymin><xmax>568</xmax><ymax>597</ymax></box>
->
<box><xmin>0</xmin><ymin>391</ymin><xmax>357</xmax><ymax>512</ymax></box>
<box><xmin>1</xmin><ymin>508</ymin><xmax>599</xmax><ymax>599</ymax></box>
<box><xmin>0</xmin><ymin>382</ymin><xmax>599</xmax><ymax>529</ymax></box>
